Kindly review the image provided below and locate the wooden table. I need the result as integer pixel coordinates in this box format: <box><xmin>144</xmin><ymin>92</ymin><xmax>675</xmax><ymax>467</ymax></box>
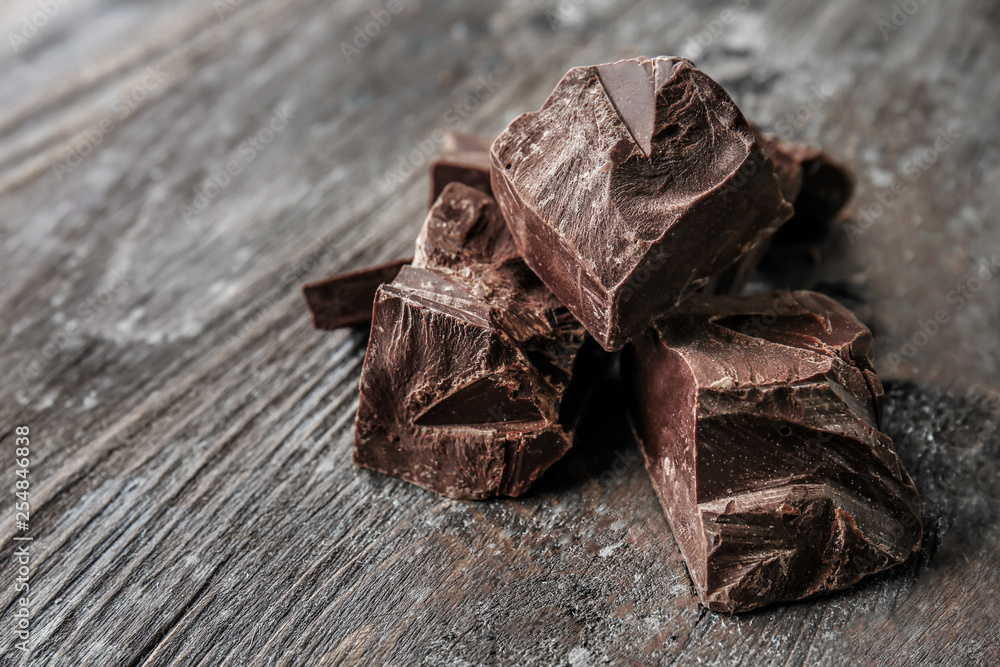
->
<box><xmin>1</xmin><ymin>0</ymin><xmax>998</xmax><ymax>664</ymax></box>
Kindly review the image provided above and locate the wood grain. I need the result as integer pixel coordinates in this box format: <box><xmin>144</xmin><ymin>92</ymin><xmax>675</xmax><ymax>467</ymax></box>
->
<box><xmin>1</xmin><ymin>0</ymin><xmax>998</xmax><ymax>664</ymax></box>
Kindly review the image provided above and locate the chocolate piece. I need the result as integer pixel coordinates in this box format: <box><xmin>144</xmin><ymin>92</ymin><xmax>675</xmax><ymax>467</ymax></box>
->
<box><xmin>429</xmin><ymin>130</ymin><xmax>493</xmax><ymax>206</ymax></box>
<box><xmin>491</xmin><ymin>56</ymin><xmax>793</xmax><ymax>351</ymax></box>
<box><xmin>628</xmin><ymin>291</ymin><xmax>921</xmax><ymax>612</ymax></box>
<box><xmin>708</xmin><ymin>132</ymin><xmax>855</xmax><ymax>294</ymax></box>
<box><xmin>354</xmin><ymin>183</ymin><xmax>591</xmax><ymax>499</ymax></box>
<box><xmin>302</xmin><ymin>258</ymin><xmax>410</xmax><ymax>329</ymax></box>
<box><xmin>767</xmin><ymin>137</ymin><xmax>854</xmax><ymax>244</ymax></box>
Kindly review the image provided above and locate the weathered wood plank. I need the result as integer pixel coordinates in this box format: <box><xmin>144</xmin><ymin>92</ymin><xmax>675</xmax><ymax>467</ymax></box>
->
<box><xmin>1</xmin><ymin>0</ymin><xmax>998</xmax><ymax>664</ymax></box>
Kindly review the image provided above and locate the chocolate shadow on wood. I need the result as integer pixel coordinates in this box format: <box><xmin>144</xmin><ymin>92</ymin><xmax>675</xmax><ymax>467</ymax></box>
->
<box><xmin>528</xmin><ymin>359</ymin><xmax>641</xmax><ymax>497</ymax></box>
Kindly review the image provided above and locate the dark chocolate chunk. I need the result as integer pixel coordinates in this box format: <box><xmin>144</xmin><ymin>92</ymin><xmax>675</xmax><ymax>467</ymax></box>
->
<box><xmin>428</xmin><ymin>130</ymin><xmax>493</xmax><ymax>206</ymax></box>
<box><xmin>491</xmin><ymin>56</ymin><xmax>792</xmax><ymax>351</ymax></box>
<box><xmin>627</xmin><ymin>291</ymin><xmax>921</xmax><ymax>612</ymax></box>
<box><xmin>757</xmin><ymin>131</ymin><xmax>855</xmax><ymax>244</ymax></box>
<box><xmin>354</xmin><ymin>183</ymin><xmax>592</xmax><ymax>499</ymax></box>
<box><xmin>776</xmin><ymin>158</ymin><xmax>854</xmax><ymax>243</ymax></box>
<box><xmin>708</xmin><ymin>131</ymin><xmax>855</xmax><ymax>294</ymax></box>
<box><xmin>302</xmin><ymin>258</ymin><xmax>410</xmax><ymax>329</ymax></box>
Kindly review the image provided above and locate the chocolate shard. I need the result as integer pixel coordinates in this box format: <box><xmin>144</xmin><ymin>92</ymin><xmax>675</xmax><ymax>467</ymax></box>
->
<box><xmin>491</xmin><ymin>56</ymin><xmax>793</xmax><ymax>351</ymax></box>
<box><xmin>627</xmin><ymin>290</ymin><xmax>921</xmax><ymax>613</ymax></box>
<box><xmin>764</xmin><ymin>134</ymin><xmax>854</xmax><ymax>244</ymax></box>
<box><xmin>354</xmin><ymin>183</ymin><xmax>593</xmax><ymax>499</ymax></box>
<box><xmin>429</xmin><ymin>130</ymin><xmax>494</xmax><ymax>207</ymax></box>
<box><xmin>302</xmin><ymin>258</ymin><xmax>410</xmax><ymax>329</ymax></box>
<box><xmin>708</xmin><ymin>130</ymin><xmax>855</xmax><ymax>295</ymax></box>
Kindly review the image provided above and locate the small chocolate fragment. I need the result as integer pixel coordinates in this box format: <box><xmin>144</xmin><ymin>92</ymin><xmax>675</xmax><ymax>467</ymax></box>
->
<box><xmin>758</xmin><ymin>132</ymin><xmax>855</xmax><ymax>244</ymax></box>
<box><xmin>302</xmin><ymin>258</ymin><xmax>410</xmax><ymax>329</ymax></box>
<box><xmin>354</xmin><ymin>183</ymin><xmax>592</xmax><ymax>499</ymax></box>
<box><xmin>708</xmin><ymin>131</ymin><xmax>855</xmax><ymax>294</ymax></box>
<box><xmin>628</xmin><ymin>291</ymin><xmax>921</xmax><ymax>612</ymax></box>
<box><xmin>491</xmin><ymin>56</ymin><xmax>792</xmax><ymax>351</ymax></box>
<box><xmin>429</xmin><ymin>130</ymin><xmax>493</xmax><ymax>206</ymax></box>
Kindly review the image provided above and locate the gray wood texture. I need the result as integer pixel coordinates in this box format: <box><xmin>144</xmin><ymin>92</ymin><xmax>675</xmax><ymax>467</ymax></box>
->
<box><xmin>1</xmin><ymin>0</ymin><xmax>998</xmax><ymax>664</ymax></box>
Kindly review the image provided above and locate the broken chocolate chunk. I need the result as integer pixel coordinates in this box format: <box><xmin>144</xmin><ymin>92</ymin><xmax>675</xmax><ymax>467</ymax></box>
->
<box><xmin>491</xmin><ymin>56</ymin><xmax>793</xmax><ymax>351</ymax></box>
<box><xmin>429</xmin><ymin>130</ymin><xmax>493</xmax><ymax>206</ymax></box>
<box><xmin>302</xmin><ymin>258</ymin><xmax>410</xmax><ymax>329</ymax></box>
<box><xmin>757</xmin><ymin>131</ymin><xmax>855</xmax><ymax>244</ymax></box>
<box><xmin>354</xmin><ymin>183</ymin><xmax>593</xmax><ymax>499</ymax></box>
<box><xmin>627</xmin><ymin>291</ymin><xmax>921</xmax><ymax>612</ymax></box>
<box><xmin>708</xmin><ymin>131</ymin><xmax>855</xmax><ymax>294</ymax></box>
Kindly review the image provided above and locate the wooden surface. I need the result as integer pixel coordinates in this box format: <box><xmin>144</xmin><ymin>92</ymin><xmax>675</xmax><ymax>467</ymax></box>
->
<box><xmin>1</xmin><ymin>0</ymin><xmax>998</xmax><ymax>664</ymax></box>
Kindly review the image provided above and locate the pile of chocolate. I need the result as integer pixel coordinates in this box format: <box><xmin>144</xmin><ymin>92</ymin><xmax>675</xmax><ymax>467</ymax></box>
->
<box><xmin>305</xmin><ymin>57</ymin><xmax>922</xmax><ymax>613</ymax></box>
